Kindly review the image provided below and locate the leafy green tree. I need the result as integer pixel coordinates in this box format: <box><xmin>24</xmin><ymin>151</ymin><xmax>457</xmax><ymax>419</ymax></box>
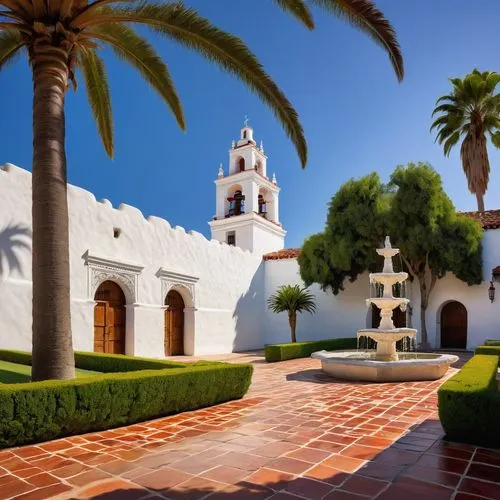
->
<box><xmin>431</xmin><ymin>69</ymin><xmax>500</xmax><ymax>212</ymax></box>
<box><xmin>299</xmin><ymin>173</ymin><xmax>387</xmax><ymax>294</ymax></box>
<box><xmin>0</xmin><ymin>0</ymin><xmax>403</xmax><ymax>381</ymax></box>
<box><xmin>268</xmin><ymin>285</ymin><xmax>317</xmax><ymax>343</ymax></box>
<box><xmin>387</xmin><ymin>163</ymin><xmax>483</xmax><ymax>347</ymax></box>
<box><xmin>299</xmin><ymin>163</ymin><xmax>483</xmax><ymax>348</ymax></box>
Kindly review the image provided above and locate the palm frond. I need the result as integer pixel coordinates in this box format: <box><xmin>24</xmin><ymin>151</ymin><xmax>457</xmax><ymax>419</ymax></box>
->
<box><xmin>0</xmin><ymin>21</ymin><xmax>30</xmax><ymax>33</ymax></box>
<box><xmin>268</xmin><ymin>284</ymin><xmax>317</xmax><ymax>315</ymax></box>
<box><xmin>273</xmin><ymin>0</ymin><xmax>314</xmax><ymax>29</ymax></box>
<box><xmin>0</xmin><ymin>30</ymin><xmax>24</xmax><ymax>70</ymax></box>
<box><xmin>490</xmin><ymin>131</ymin><xmax>500</xmax><ymax>149</ymax></box>
<box><xmin>443</xmin><ymin>131</ymin><xmax>460</xmax><ymax>156</ymax></box>
<box><xmin>72</xmin><ymin>0</ymin><xmax>137</xmax><ymax>26</ymax></box>
<box><xmin>78</xmin><ymin>47</ymin><xmax>114</xmax><ymax>157</ymax></box>
<box><xmin>91</xmin><ymin>22</ymin><xmax>185</xmax><ymax>130</ymax></box>
<box><xmin>74</xmin><ymin>2</ymin><xmax>308</xmax><ymax>167</ymax></box>
<box><xmin>310</xmin><ymin>0</ymin><xmax>403</xmax><ymax>81</ymax></box>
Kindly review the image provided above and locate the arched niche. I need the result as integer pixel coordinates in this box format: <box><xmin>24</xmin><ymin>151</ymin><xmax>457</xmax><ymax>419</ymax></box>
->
<box><xmin>439</xmin><ymin>300</ymin><xmax>467</xmax><ymax>349</ymax></box>
<box><xmin>156</xmin><ymin>269</ymin><xmax>199</xmax><ymax>356</ymax></box>
<box><xmin>94</xmin><ymin>280</ymin><xmax>126</xmax><ymax>354</ymax></box>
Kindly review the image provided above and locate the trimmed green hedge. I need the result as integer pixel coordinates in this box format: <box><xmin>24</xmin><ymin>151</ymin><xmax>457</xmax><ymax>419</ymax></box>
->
<box><xmin>485</xmin><ymin>340</ymin><xmax>500</xmax><ymax>346</ymax></box>
<box><xmin>0</xmin><ymin>351</ymin><xmax>252</xmax><ymax>448</ymax></box>
<box><xmin>438</xmin><ymin>354</ymin><xmax>500</xmax><ymax>448</ymax></box>
<box><xmin>474</xmin><ymin>346</ymin><xmax>500</xmax><ymax>361</ymax></box>
<box><xmin>265</xmin><ymin>338</ymin><xmax>357</xmax><ymax>362</ymax></box>
<box><xmin>0</xmin><ymin>350</ymin><xmax>188</xmax><ymax>372</ymax></box>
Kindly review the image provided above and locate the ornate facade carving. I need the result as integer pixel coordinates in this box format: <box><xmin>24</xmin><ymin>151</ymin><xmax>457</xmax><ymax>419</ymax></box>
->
<box><xmin>84</xmin><ymin>251</ymin><xmax>144</xmax><ymax>303</ymax></box>
<box><xmin>156</xmin><ymin>268</ymin><xmax>199</xmax><ymax>307</ymax></box>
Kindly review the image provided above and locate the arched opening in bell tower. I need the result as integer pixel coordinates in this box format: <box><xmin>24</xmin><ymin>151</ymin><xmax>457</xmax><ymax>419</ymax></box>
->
<box><xmin>226</xmin><ymin>185</ymin><xmax>245</xmax><ymax>217</ymax></box>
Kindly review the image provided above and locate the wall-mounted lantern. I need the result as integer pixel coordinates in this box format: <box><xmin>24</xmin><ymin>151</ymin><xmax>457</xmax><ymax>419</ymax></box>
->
<box><xmin>488</xmin><ymin>281</ymin><xmax>496</xmax><ymax>303</ymax></box>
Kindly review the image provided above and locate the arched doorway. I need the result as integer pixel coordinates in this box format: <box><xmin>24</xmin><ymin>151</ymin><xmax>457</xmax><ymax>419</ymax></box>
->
<box><xmin>94</xmin><ymin>281</ymin><xmax>126</xmax><ymax>354</ymax></box>
<box><xmin>441</xmin><ymin>301</ymin><xmax>467</xmax><ymax>349</ymax></box>
<box><xmin>165</xmin><ymin>290</ymin><xmax>185</xmax><ymax>356</ymax></box>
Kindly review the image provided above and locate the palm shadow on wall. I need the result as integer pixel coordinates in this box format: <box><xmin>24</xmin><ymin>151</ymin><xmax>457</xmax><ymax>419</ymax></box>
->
<box><xmin>0</xmin><ymin>223</ymin><xmax>32</xmax><ymax>278</ymax></box>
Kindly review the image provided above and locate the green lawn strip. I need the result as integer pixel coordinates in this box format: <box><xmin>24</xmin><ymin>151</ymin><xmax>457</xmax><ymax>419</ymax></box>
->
<box><xmin>0</xmin><ymin>361</ymin><xmax>99</xmax><ymax>384</ymax></box>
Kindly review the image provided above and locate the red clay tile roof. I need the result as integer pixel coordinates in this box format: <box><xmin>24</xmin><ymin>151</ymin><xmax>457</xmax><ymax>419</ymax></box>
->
<box><xmin>461</xmin><ymin>209</ymin><xmax>500</xmax><ymax>230</ymax></box>
<box><xmin>493</xmin><ymin>266</ymin><xmax>500</xmax><ymax>276</ymax></box>
<box><xmin>263</xmin><ymin>248</ymin><xmax>301</xmax><ymax>261</ymax></box>
<box><xmin>263</xmin><ymin>210</ymin><xmax>500</xmax><ymax>261</ymax></box>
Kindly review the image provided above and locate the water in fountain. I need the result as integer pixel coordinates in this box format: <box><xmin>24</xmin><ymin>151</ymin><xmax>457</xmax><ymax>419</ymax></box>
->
<box><xmin>311</xmin><ymin>235</ymin><xmax>459</xmax><ymax>381</ymax></box>
<box><xmin>357</xmin><ymin>236</ymin><xmax>417</xmax><ymax>362</ymax></box>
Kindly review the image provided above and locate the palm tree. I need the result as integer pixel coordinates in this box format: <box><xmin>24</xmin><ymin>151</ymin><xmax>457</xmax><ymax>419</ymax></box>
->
<box><xmin>0</xmin><ymin>0</ymin><xmax>402</xmax><ymax>381</ymax></box>
<box><xmin>431</xmin><ymin>69</ymin><xmax>500</xmax><ymax>212</ymax></box>
<box><xmin>268</xmin><ymin>285</ymin><xmax>316</xmax><ymax>343</ymax></box>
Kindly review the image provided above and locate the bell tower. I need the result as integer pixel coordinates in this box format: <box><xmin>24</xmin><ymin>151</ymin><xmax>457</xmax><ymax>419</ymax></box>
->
<box><xmin>209</xmin><ymin>120</ymin><xmax>286</xmax><ymax>255</ymax></box>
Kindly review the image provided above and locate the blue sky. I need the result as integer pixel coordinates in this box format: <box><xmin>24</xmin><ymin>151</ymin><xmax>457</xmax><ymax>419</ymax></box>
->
<box><xmin>1</xmin><ymin>0</ymin><xmax>500</xmax><ymax>248</ymax></box>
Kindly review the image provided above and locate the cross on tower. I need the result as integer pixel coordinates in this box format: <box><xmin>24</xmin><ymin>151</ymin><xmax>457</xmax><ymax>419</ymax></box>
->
<box><xmin>243</xmin><ymin>115</ymin><xmax>249</xmax><ymax>127</ymax></box>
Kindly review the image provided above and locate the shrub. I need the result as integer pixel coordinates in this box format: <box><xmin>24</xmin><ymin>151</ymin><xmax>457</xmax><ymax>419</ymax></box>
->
<box><xmin>0</xmin><ymin>350</ymin><xmax>193</xmax><ymax>372</ymax></box>
<box><xmin>265</xmin><ymin>338</ymin><xmax>357</xmax><ymax>362</ymax></box>
<box><xmin>73</xmin><ymin>352</ymin><xmax>187</xmax><ymax>372</ymax></box>
<box><xmin>438</xmin><ymin>354</ymin><xmax>500</xmax><ymax>448</ymax></box>
<box><xmin>0</xmin><ymin>353</ymin><xmax>252</xmax><ymax>447</ymax></box>
<box><xmin>474</xmin><ymin>346</ymin><xmax>500</xmax><ymax>362</ymax></box>
<box><xmin>485</xmin><ymin>340</ymin><xmax>500</xmax><ymax>346</ymax></box>
<box><xmin>0</xmin><ymin>350</ymin><xmax>32</xmax><ymax>366</ymax></box>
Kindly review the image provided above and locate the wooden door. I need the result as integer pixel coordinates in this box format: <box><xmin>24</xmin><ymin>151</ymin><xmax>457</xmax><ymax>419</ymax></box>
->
<box><xmin>94</xmin><ymin>281</ymin><xmax>126</xmax><ymax>354</ymax></box>
<box><xmin>441</xmin><ymin>301</ymin><xmax>467</xmax><ymax>349</ymax></box>
<box><xmin>165</xmin><ymin>290</ymin><xmax>185</xmax><ymax>356</ymax></box>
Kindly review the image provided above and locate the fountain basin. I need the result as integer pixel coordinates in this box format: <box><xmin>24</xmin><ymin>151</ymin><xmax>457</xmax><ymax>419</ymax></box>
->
<box><xmin>357</xmin><ymin>328</ymin><xmax>417</xmax><ymax>361</ymax></box>
<box><xmin>368</xmin><ymin>297</ymin><xmax>409</xmax><ymax>311</ymax></box>
<box><xmin>311</xmin><ymin>350</ymin><xmax>459</xmax><ymax>382</ymax></box>
<box><xmin>369</xmin><ymin>272</ymin><xmax>408</xmax><ymax>287</ymax></box>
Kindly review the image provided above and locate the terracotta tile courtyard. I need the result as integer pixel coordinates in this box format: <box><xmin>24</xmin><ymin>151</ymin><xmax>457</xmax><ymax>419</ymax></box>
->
<box><xmin>1</xmin><ymin>352</ymin><xmax>499</xmax><ymax>500</ymax></box>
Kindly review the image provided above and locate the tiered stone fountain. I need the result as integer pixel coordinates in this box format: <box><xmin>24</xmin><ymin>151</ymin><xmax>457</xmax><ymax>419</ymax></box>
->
<box><xmin>312</xmin><ymin>236</ymin><xmax>458</xmax><ymax>382</ymax></box>
<box><xmin>357</xmin><ymin>236</ymin><xmax>416</xmax><ymax>362</ymax></box>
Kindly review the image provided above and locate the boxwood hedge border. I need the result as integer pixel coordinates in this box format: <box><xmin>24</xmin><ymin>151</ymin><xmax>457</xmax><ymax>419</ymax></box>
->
<box><xmin>265</xmin><ymin>338</ymin><xmax>357</xmax><ymax>362</ymax></box>
<box><xmin>0</xmin><ymin>350</ymin><xmax>252</xmax><ymax>448</ymax></box>
<box><xmin>438</xmin><ymin>353</ymin><xmax>500</xmax><ymax>448</ymax></box>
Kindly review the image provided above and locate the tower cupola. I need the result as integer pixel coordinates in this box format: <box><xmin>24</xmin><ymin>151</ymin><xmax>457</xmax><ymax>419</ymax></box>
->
<box><xmin>237</xmin><ymin>117</ymin><xmax>255</xmax><ymax>147</ymax></box>
<box><xmin>209</xmin><ymin>120</ymin><xmax>286</xmax><ymax>255</ymax></box>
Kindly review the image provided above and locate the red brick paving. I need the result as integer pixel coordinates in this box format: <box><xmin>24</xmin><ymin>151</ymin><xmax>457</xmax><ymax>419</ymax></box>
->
<box><xmin>0</xmin><ymin>353</ymin><xmax>499</xmax><ymax>499</ymax></box>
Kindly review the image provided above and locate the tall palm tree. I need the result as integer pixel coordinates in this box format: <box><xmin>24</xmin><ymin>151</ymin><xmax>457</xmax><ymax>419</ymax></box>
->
<box><xmin>0</xmin><ymin>0</ymin><xmax>402</xmax><ymax>381</ymax></box>
<box><xmin>268</xmin><ymin>285</ymin><xmax>316</xmax><ymax>343</ymax></box>
<box><xmin>431</xmin><ymin>69</ymin><xmax>500</xmax><ymax>212</ymax></box>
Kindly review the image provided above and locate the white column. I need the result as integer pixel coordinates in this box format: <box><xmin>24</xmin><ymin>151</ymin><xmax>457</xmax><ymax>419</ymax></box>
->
<box><xmin>272</xmin><ymin>191</ymin><xmax>279</xmax><ymax>223</ymax></box>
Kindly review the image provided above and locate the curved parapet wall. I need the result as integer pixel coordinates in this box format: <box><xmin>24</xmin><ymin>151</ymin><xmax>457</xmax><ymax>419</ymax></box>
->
<box><xmin>0</xmin><ymin>163</ymin><xmax>265</xmax><ymax>356</ymax></box>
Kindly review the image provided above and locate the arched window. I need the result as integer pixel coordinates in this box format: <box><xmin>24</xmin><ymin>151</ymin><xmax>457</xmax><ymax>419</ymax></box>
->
<box><xmin>243</xmin><ymin>131</ymin><xmax>247</xmax><ymax>139</ymax></box>
<box><xmin>238</xmin><ymin>158</ymin><xmax>245</xmax><ymax>172</ymax></box>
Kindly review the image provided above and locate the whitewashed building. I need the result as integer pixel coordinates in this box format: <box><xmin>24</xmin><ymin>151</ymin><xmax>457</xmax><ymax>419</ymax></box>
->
<box><xmin>0</xmin><ymin>124</ymin><xmax>499</xmax><ymax>356</ymax></box>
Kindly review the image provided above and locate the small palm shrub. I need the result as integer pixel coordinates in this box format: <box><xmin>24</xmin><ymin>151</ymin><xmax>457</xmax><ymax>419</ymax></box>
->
<box><xmin>268</xmin><ymin>285</ymin><xmax>316</xmax><ymax>343</ymax></box>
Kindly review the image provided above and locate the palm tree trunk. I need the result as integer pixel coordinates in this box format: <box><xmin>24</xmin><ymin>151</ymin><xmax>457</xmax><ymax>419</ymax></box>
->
<box><xmin>476</xmin><ymin>193</ymin><xmax>485</xmax><ymax>212</ymax></box>
<box><xmin>288</xmin><ymin>312</ymin><xmax>297</xmax><ymax>343</ymax></box>
<box><xmin>31</xmin><ymin>42</ymin><xmax>75</xmax><ymax>381</ymax></box>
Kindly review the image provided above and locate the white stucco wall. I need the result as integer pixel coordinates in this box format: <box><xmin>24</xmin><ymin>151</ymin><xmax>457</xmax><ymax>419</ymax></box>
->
<box><xmin>0</xmin><ymin>163</ymin><xmax>265</xmax><ymax>357</ymax></box>
<box><xmin>263</xmin><ymin>237</ymin><xmax>500</xmax><ymax>350</ymax></box>
<box><xmin>1</xmin><ymin>162</ymin><xmax>498</xmax><ymax>357</ymax></box>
